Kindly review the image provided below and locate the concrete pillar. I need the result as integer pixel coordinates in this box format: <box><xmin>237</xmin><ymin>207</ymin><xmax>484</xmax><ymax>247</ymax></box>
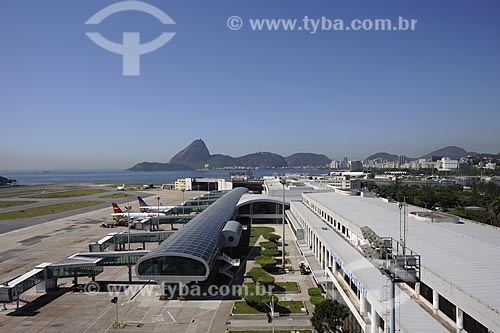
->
<box><xmin>456</xmin><ymin>307</ymin><xmax>464</xmax><ymax>330</ymax></box>
<box><xmin>318</xmin><ymin>242</ymin><xmax>321</xmax><ymax>262</ymax></box>
<box><xmin>432</xmin><ymin>290</ymin><xmax>439</xmax><ymax>311</ymax></box>
<box><xmin>414</xmin><ymin>282</ymin><xmax>420</xmax><ymax>296</ymax></box>
<box><xmin>324</xmin><ymin>247</ymin><xmax>327</xmax><ymax>269</ymax></box>
<box><xmin>389</xmin><ymin>279</ymin><xmax>396</xmax><ymax>333</ymax></box>
<box><xmin>371</xmin><ymin>306</ymin><xmax>380</xmax><ymax>333</ymax></box>
<box><xmin>315</xmin><ymin>237</ymin><xmax>318</xmax><ymax>258</ymax></box>
<box><xmin>360</xmin><ymin>295</ymin><xmax>368</xmax><ymax>313</ymax></box>
<box><xmin>36</xmin><ymin>279</ymin><xmax>57</xmax><ymax>292</ymax></box>
<box><xmin>321</xmin><ymin>245</ymin><xmax>325</xmax><ymax>268</ymax></box>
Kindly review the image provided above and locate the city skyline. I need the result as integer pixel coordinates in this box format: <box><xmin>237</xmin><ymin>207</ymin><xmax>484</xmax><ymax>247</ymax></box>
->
<box><xmin>1</xmin><ymin>0</ymin><xmax>499</xmax><ymax>170</ymax></box>
<box><xmin>1</xmin><ymin>139</ymin><xmax>497</xmax><ymax>171</ymax></box>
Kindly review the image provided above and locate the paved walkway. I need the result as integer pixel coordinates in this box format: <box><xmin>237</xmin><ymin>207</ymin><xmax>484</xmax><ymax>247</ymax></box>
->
<box><xmin>228</xmin><ymin>224</ymin><xmax>318</xmax><ymax>331</ymax></box>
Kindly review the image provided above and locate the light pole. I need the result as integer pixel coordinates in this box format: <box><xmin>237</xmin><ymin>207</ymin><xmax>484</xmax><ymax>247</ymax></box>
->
<box><xmin>181</xmin><ymin>189</ymin><xmax>185</xmax><ymax>215</ymax></box>
<box><xmin>197</xmin><ymin>185</ymin><xmax>200</xmax><ymax>206</ymax></box>
<box><xmin>156</xmin><ymin>195</ymin><xmax>160</xmax><ymax>231</ymax></box>
<box><xmin>265</xmin><ymin>294</ymin><xmax>275</xmax><ymax>333</ymax></box>
<box><xmin>279</xmin><ymin>177</ymin><xmax>286</xmax><ymax>269</ymax></box>
<box><xmin>125</xmin><ymin>205</ymin><xmax>132</xmax><ymax>282</ymax></box>
<box><xmin>111</xmin><ymin>296</ymin><xmax>119</xmax><ymax>327</ymax></box>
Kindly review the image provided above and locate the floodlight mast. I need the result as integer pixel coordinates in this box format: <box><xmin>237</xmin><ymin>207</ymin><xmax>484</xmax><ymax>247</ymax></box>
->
<box><xmin>279</xmin><ymin>177</ymin><xmax>286</xmax><ymax>269</ymax></box>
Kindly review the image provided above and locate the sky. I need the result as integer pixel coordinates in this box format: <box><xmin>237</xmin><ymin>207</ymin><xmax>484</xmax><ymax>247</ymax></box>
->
<box><xmin>0</xmin><ymin>0</ymin><xmax>499</xmax><ymax>170</ymax></box>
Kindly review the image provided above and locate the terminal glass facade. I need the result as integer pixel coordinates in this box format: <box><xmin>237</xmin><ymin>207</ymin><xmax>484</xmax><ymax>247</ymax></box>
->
<box><xmin>137</xmin><ymin>256</ymin><xmax>206</xmax><ymax>277</ymax></box>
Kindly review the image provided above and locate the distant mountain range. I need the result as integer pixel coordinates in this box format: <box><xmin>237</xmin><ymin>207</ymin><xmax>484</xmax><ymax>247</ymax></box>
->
<box><xmin>365</xmin><ymin>146</ymin><xmax>500</xmax><ymax>161</ymax></box>
<box><xmin>365</xmin><ymin>152</ymin><xmax>401</xmax><ymax>162</ymax></box>
<box><xmin>128</xmin><ymin>141</ymin><xmax>499</xmax><ymax>171</ymax></box>
<box><xmin>128</xmin><ymin>139</ymin><xmax>331</xmax><ymax>171</ymax></box>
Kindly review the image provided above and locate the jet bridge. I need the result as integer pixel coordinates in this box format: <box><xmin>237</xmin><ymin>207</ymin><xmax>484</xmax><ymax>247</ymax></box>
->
<box><xmin>0</xmin><ymin>251</ymin><xmax>149</xmax><ymax>304</ymax></box>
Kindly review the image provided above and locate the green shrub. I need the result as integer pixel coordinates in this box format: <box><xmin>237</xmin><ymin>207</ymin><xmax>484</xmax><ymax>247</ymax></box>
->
<box><xmin>241</xmin><ymin>283</ymin><xmax>270</xmax><ymax>297</ymax></box>
<box><xmin>310</xmin><ymin>295</ymin><xmax>326</xmax><ymax>305</ymax></box>
<box><xmin>247</xmin><ymin>267</ymin><xmax>275</xmax><ymax>285</ymax></box>
<box><xmin>243</xmin><ymin>294</ymin><xmax>278</xmax><ymax>312</ymax></box>
<box><xmin>261</xmin><ymin>249</ymin><xmax>279</xmax><ymax>256</ymax></box>
<box><xmin>260</xmin><ymin>241</ymin><xmax>278</xmax><ymax>250</ymax></box>
<box><xmin>308</xmin><ymin>287</ymin><xmax>322</xmax><ymax>296</ymax></box>
<box><xmin>263</xmin><ymin>233</ymin><xmax>281</xmax><ymax>242</ymax></box>
<box><xmin>255</xmin><ymin>255</ymin><xmax>277</xmax><ymax>267</ymax></box>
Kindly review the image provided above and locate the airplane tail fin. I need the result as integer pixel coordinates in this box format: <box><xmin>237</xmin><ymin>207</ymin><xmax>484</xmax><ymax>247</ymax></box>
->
<box><xmin>112</xmin><ymin>202</ymin><xmax>123</xmax><ymax>214</ymax></box>
<box><xmin>137</xmin><ymin>196</ymin><xmax>149</xmax><ymax>207</ymax></box>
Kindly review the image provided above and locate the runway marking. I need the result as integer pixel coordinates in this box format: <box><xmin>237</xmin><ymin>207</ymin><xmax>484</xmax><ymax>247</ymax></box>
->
<box><xmin>36</xmin><ymin>304</ymin><xmax>75</xmax><ymax>333</ymax></box>
<box><xmin>138</xmin><ymin>303</ymin><xmax>154</xmax><ymax>323</ymax></box>
<box><xmin>84</xmin><ymin>303</ymin><xmax>113</xmax><ymax>333</ymax></box>
<box><xmin>167</xmin><ymin>310</ymin><xmax>176</xmax><ymax>322</ymax></box>
<box><xmin>151</xmin><ymin>314</ymin><xmax>165</xmax><ymax>323</ymax></box>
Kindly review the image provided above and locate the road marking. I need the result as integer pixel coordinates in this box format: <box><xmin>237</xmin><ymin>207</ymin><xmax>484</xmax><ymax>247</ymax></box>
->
<box><xmin>187</xmin><ymin>308</ymin><xmax>215</xmax><ymax>333</ymax></box>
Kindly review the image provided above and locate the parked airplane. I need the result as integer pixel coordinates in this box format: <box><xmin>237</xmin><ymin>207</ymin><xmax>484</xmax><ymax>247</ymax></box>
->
<box><xmin>137</xmin><ymin>196</ymin><xmax>175</xmax><ymax>213</ymax></box>
<box><xmin>111</xmin><ymin>202</ymin><xmax>166</xmax><ymax>221</ymax></box>
<box><xmin>116</xmin><ymin>183</ymin><xmax>126</xmax><ymax>191</ymax></box>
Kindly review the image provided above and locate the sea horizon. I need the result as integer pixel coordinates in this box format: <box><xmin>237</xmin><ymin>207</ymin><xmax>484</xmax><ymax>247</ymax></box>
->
<box><xmin>0</xmin><ymin>168</ymin><xmax>328</xmax><ymax>185</ymax></box>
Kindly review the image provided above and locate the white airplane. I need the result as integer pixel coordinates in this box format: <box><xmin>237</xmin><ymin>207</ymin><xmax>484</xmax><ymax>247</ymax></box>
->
<box><xmin>116</xmin><ymin>183</ymin><xmax>126</xmax><ymax>191</ymax></box>
<box><xmin>137</xmin><ymin>196</ymin><xmax>175</xmax><ymax>213</ymax></box>
<box><xmin>111</xmin><ymin>202</ymin><xmax>167</xmax><ymax>221</ymax></box>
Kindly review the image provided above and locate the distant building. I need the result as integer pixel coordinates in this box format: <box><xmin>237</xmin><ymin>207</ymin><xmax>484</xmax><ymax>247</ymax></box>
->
<box><xmin>399</xmin><ymin>155</ymin><xmax>406</xmax><ymax>165</ymax></box>
<box><xmin>437</xmin><ymin>157</ymin><xmax>459</xmax><ymax>172</ymax></box>
<box><xmin>413</xmin><ymin>159</ymin><xmax>435</xmax><ymax>170</ymax></box>
<box><xmin>174</xmin><ymin>177</ymin><xmax>233</xmax><ymax>191</ymax></box>
<box><xmin>349</xmin><ymin>160</ymin><xmax>363</xmax><ymax>171</ymax></box>
<box><xmin>329</xmin><ymin>160</ymin><xmax>340</xmax><ymax>169</ymax></box>
<box><xmin>174</xmin><ymin>178</ymin><xmax>192</xmax><ymax>190</ymax></box>
<box><xmin>322</xmin><ymin>175</ymin><xmax>361</xmax><ymax>190</ymax></box>
<box><xmin>485</xmin><ymin>162</ymin><xmax>497</xmax><ymax>170</ymax></box>
<box><xmin>340</xmin><ymin>157</ymin><xmax>349</xmax><ymax>169</ymax></box>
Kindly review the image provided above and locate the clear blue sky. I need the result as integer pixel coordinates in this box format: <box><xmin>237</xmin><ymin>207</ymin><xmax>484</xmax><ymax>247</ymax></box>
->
<box><xmin>1</xmin><ymin>0</ymin><xmax>499</xmax><ymax>170</ymax></box>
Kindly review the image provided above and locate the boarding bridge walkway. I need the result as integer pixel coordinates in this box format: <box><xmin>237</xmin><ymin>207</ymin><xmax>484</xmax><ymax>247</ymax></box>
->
<box><xmin>0</xmin><ymin>251</ymin><xmax>150</xmax><ymax>303</ymax></box>
<box><xmin>89</xmin><ymin>231</ymin><xmax>174</xmax><ymax>252</ymax></box>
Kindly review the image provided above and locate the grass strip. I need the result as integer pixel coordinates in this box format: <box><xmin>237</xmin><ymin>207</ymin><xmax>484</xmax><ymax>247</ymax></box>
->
<box><xmin>100</xmin><ymin>193</ymin><xmax>133</xmax><ymax>199</ymax></box>
<box><xmin>233</xmin><ymin>300</ymin><xmax>305</xmax><ymax>315</ymax></box>
<box><xmin>21</xmin><ymin>189</ymin><xmax>108</xmax><ymax>198</ymax></box>
<box><xmin>274</xmin><ymin>282</ymin><xmax>299</xmax><ymax>292</ymax></box>
<box><xmin>0</xmin><ymin>200</ymin><xmax>37</xmax><ymax>209</ymax></box>
<box><xmin>0</xmin><ymin>201</ymin><xmax>103</xmax><ymax>220</ymax></box>
<box><xmin>232</xmin><ymin>331</ymin><xmax>312</xmax><ymax>333</ymax></box>
<box><xmin>249</xmin><ymin>226</ymin><xmax>275</xmax><ymax>246</ymax></box>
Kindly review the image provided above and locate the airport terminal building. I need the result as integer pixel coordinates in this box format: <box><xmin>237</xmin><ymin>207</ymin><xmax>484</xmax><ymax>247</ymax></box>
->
<box><xmin>286</xmin><ymin>190</ymin><xmax>500</xmax><ymax>333</ymax></box>
<box><xmin>136</xmin><ymin>187</ymin><xmax>247</xmax><ymax>284</ymax></box>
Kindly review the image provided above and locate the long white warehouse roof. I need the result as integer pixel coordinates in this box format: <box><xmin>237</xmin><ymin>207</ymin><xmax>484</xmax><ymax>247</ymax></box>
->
<box><xmin>303</xmin><ymin>191</ymin><xmax>500</xmax><ymax>330</ymax></box>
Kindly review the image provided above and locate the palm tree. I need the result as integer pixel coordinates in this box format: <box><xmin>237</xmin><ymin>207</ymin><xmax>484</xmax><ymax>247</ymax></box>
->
<box><xmin>487</xmin><ymin>198</ymin><xmax>500</xmax><ymax>226</ymax></box>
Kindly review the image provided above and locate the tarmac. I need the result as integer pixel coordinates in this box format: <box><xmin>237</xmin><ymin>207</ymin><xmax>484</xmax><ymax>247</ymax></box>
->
<box><xmin>0</xmin><ymin>184</ymin><xmax>316</xmax><ymax>332</ymax></box>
